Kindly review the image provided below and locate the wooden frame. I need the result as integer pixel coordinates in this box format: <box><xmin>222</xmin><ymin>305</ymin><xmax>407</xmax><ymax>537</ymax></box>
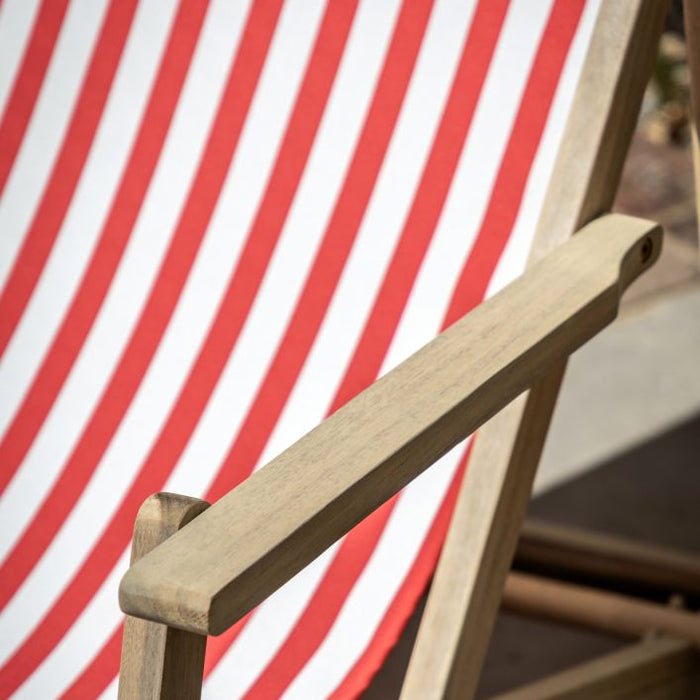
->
<box><xmin>118</xmin><ymin>493</ymin><xmax>209</xmax><ymax>700</ymax></box>
<box><xmin>401</xmin><ymin>2</ymin><xmax>668</xmax><ymax>697</ymax></box>
<box><xmin>116</xmin><ymin>1</ymin><xmax>699</xmax><ymax>698</ymax></box>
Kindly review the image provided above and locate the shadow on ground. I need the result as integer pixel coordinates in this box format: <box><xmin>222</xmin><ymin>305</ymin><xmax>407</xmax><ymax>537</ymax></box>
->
<box><xmin>361</xmin><ymin>411</ymin><xmax>700</xmax><ymax>699</ymax></box>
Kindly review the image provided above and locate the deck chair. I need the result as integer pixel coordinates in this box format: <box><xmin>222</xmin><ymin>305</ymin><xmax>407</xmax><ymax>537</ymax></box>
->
<box><xmin>0</xmin><ymin>0</ymin><xmax>698</xmax><ymax>698</ymax></box>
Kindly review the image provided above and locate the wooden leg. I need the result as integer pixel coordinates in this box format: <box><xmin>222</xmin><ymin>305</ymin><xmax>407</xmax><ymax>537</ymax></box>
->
<box><xmin>685</xmin><ymin>0</ymin><xmax>700</xmax><ymax>260</ymax></box>
<box><xmin>487</xmin><ymin>637</ymin><xmax>700</xmax><ymax>700</ymax></box>
<box><xmin>118</xmin><ymin>493</ymin><xmax>210</xmax><ymax>700</ymax></box>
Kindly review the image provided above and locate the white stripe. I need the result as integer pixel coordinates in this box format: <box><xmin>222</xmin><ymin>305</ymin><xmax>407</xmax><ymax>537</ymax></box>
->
<box><xmin>292</xmin><ymin>0</ymin><xmax>601</xmax><ymax>688</ymax></box>
<box><xmin>0</xmin><ymin>0</ymin><xmax>109</xmax><ymax>288</ymax></box>
<box><xmin>99</xmin><ymin>677</ymin><xmax>117</xmax><ymax>700</ymax></box>
<box><xmin>0</xmin><ymin>0</ymin><xmax>179</xmax><ymax>442</ymax></box>
<box><xmin>186</xmin><ymin>2</ymin><xmax>434</xmax><ymax>696</ymax></box>
<box><xmin>0</xmin><ymin>0</ymin><xmax>255</xmax><ymax>661</ymax></box>
<box><xmin>0</xmin><ymin>0</ymin><xmax>41</xmax><ymax>116</ymax></box>
<box><xmin>14</xmin><ymin>552</ymin><xmax>128</xmax><ymax>699</ymax></box>
<box><xmin>381</xmin><ymin>0</ymin><xmax>555</xmax><ymax>372</ymax></box>
<box><xmin>293</xmin><ymin>0</ymin><xmax>600</xmax><ymax>684</ymax></box>
<box><xmin>286</xmin><ymin>0</ymin><xmax>557</xmax><ymax>692</ymax></box>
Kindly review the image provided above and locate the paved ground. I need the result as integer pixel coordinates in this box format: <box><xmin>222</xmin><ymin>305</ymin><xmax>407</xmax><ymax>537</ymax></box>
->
<box><xmin>361</xmin><ymin>123</ymin><xmax>700</xmax><ymax>698</ymax></box>
<box><xmin>535</xmin><ymin>129</ymin><xmax>700</xmax><ymax>492</ymax></box>
<box><xmin>478</xmin><ymin>412</ymin><xmax>700</xmax><ymax>697</ymax></box>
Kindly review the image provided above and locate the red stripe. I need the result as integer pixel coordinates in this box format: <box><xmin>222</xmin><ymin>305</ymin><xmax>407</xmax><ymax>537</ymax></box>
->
<box><xmin>90</xmin><ymin>0</ymin><xmax>582</xmax><ymax>694</ymax></box>
<box><xmin>445</xmin><ymin>0</ymin><xmax>586</xmax><ymax>326</ymax></box>
<box><xmin>0</xmin><ymin>0</ymin><xmax>137</xmax><ymax>358</ymax></box>
<box><xmin>329</xmin><ymin>446</ymin><xmax>470</xmax><ymax>700</ymax></box>
<box><xmin>203</xmin><ymin>614</ymin><xmax>253</xmax><ymax>677</ymax></box>
<box><xmin>0</xmin><ymin>2</ymin><xmax>355</xmax><ymax>693</ymax></box>
<box><xmin>331</xmin><ymin>2</ymin><xmax>586</xmax><ymax>696</ymax></box>
<box><xmin>0</xmin><ymin>0</ymin><xmax>212</xmax><ymax>606</ymax></box>
<box><xmin>50</xmin><ymin>0</ymin><xmax>360</xmax><ymax>684</ymax></box>
<box><xmin>61</xmin><ymin>610</ymin><xmax>255</xmax><ymax>698</ymax></box>
<box><xmin>242</xmin><ymin>1</ymin><xmax>510</xmax><ymax>693</ymax></box>
<box><xmin>0</xmin><ymin>0</ymin><xmax>69</xmax><ymax>195</ymax></box>
<box><xmin>58</xmin><ymin>622</ymin><xmax>123</xmax><ymax>699</ymax></box>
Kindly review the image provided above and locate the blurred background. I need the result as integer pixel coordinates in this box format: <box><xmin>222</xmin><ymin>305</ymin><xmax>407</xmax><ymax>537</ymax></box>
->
<box><xmin>364</xmin><ymin>4</ymin><xmax>700</xmax><ymax>697</ymax></box>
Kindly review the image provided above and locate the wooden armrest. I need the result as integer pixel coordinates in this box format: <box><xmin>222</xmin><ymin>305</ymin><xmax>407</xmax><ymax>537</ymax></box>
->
<box><xmin>119</xmin><ymin>214</ymin><xmax>661</xmax><ymax>636</ymax></box>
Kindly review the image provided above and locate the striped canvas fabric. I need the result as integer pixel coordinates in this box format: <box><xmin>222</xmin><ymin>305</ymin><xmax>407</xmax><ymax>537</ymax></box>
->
<box><xmin>0</xmin><ymin>0</ymin><xmax>601</xmax><ymax>697</ymax></box>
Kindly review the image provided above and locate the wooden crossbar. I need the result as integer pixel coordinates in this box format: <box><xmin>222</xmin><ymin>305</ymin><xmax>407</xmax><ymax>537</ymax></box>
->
<box><xmin>516</xmin><ymin>519</ymin><xmax>700</xmax><ymax>598</ymax></box>
<box><xmin>489</xmin><ymin>637</ymin><xmax>699</xmax><ymax>700</ymax></box>
<box><xmin>503</xmin><ymin>572</ymin><xmax>700</xmax><ymax>646</ymax></box>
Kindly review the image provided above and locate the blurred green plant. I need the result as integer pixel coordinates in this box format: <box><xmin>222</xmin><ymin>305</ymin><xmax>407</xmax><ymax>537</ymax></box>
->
<box><xmin>644</xmin><ymin>32</ymin><xmax>690</xmax><ymax>145</ymax></box>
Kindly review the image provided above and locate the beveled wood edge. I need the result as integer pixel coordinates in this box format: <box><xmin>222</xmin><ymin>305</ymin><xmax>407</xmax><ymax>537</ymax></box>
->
<box><xmin>487</xmin><ymin>637</ymin><xmax>699</xmax><ymax>700</ymax></box>
<box><xmin>118</xmin><ymin>493</ymin><xmax>210</xmax><ymax>700</ymax></box>
<box><xmin>401</xmin><ymin>2</ymin><xmax>669</xmax><ymax>698</ymax></box>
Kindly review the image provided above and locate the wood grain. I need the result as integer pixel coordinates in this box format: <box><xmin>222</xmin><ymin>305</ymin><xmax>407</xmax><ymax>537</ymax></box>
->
<box><xmin>118</xmin><ymin>493</ymin><xmax>209</xmax><ymax>700</ymax></box>
<box><xmin>488</xmin><ymin>637</ymin><xmax>699</xmax><ymax>700</ymax></box>
<box><xmin>401</xmin><ymin>2</ymin><xmax>669</xmax><ymax>698</ymax></box>
<box><xmin>119</xmin><ymin>214</ymin><xmax>660</xmax><ymax>636</ymax></box>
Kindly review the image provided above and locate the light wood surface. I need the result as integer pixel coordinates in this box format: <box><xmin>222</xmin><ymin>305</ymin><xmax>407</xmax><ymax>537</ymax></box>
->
<box><xmin>119</xmin><ymin>214</ymin><xmax>660</xmax><ymax>636</ymax></box>
<box><xmin>684</xmin><ymin>0</ymin><xmax>700</xmax><ymax>258</ymax></box>
<box><xmin>488</xmin><ymin>637</ymin><xmax>700</xmax><ymax>700</ymax></box>
<box><xmin>502</xmin><ymin>571</ymin><xmax>700</xmax><ymax>646</ymax></box>
<box><xmin>118</xmin><ymin>493</ymin><xmax>209</xmax><ymax>700</ymax></box>
<box><xmin>400</xmin><ymin>2</ymin><xmax>669</xmax><ymax>698</ymax></box>
<box><xmin>516</xmin><ymin>518</ymin><xmax>700</xmax><ymax>598</ymax></box>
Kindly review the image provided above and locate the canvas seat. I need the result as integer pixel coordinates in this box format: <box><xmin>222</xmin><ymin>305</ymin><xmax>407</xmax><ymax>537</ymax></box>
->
<box><xmin>0</xmin><ymin>0</ymin><xmax>697</xmax><ymax>698</ymax></box>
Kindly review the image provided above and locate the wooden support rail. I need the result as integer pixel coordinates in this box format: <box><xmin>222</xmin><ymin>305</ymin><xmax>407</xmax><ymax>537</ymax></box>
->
<box><xmin>488</xmin><ymin>637</ymin><xmax>700</xmax><ymax>700</ymax></box>
<box><xmin>119</xmin><ymin>214</ymin><xmax>661</xmax><ymax>637</ymax></box>
<box><xmin>502</xmin><ymin>572</ymin><xmax>700</xmax><ymax>646</ymax></box>
<box><xmin>516</xmin><ymin>519</ymin><xmax>700</xmax><ymax>598</ymax></box>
